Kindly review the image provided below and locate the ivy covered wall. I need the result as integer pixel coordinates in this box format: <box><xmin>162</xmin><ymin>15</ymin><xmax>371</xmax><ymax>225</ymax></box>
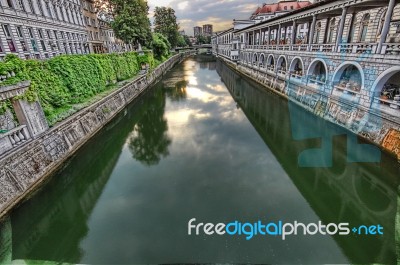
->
<box><xmin>0</xmin><ymin>51</ymin><xmax>156</xmax><ymax>124</ymax></box>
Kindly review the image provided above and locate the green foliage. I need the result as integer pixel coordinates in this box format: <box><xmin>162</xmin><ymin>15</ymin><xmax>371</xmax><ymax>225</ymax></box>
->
<box><xmin>0</xmin><ymin>52</ymin><xmax>156</xmax><ymax>124</ymax></box>
<box><xmin>176</xmin><ymin>35</ymin><xmax>187</xmax><ymax>47</ymax></box>
<box><xmin>151</xmin><ymin>33</ymin><xmax>171</xmax><ymax>60</ymax></box>
<box><xmin>110</xmin><ymin>0</ymin><xmax>152</xmax><ymax>47</ymax></box>
<box><xmin>153</xmin><ymin>6</ymin><xmax>179</xmax><ymax>48</ymax></box>
<box><xmin>196</xmin><ymin>35</ymin><xmax>211</xmax><ymax>45</ymax></box>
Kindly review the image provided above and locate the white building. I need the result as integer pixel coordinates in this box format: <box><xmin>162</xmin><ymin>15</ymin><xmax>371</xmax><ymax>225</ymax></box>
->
<box><xmin>0</xmin><ymin>0</ymin><xmax>88</xmax><ymax>60</ymax></box>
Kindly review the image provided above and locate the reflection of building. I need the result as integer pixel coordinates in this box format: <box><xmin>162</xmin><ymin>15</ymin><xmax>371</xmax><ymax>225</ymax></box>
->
<box><xmin>193</xmin><ymin>26</ymin><xmax>202</xmax><ymax>37</ymax></box>
<box><xmin>217</xmin><ymin>60</ymin><xmax>399</xmax><ymax>264</ymax></box>
<box><xmin>0</xmin><ymin>0</ymin><xmax>88</xmax><ymax>60</ymax></box>
<box><xmin>82</xmin><ymin>0</ymin><xmax>103</xmax><ymax>53</ymax></box>
<box><xmin>202</xmin><ymin>24</ymin><xmax>213</xmax><ymax>36</ymax></box>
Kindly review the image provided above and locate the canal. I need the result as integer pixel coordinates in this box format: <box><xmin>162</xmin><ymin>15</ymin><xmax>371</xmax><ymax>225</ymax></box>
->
<box><xmin>1</xmin><ymin>55</ymin><xmax>399</xmax><ymax>264</ymax></box>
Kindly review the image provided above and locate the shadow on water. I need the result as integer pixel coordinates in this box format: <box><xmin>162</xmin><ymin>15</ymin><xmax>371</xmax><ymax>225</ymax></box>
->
<box><xmin>0</xmin><ymin>55</ymin><xmax>398</xmax><ymax>264</ymax></box>
<box><xmin>216</xmin><ymin>59</ymin><xmax>400</xmax><ymax>264</ymax></box>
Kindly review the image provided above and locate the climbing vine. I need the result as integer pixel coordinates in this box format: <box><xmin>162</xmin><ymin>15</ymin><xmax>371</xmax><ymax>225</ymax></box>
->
<box><xmin>0</xmin><ymin>51</ymin><xmax>157</xmax><ymax>123</ymax></box>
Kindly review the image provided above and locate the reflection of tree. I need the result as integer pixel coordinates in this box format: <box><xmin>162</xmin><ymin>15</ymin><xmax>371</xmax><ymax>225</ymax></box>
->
<box><xmin>128</xmin><ymin>88</ymin><xmax>171</xmax><ymax>166</ymax></box>
<box><xmin>164</xmin><ymin>80</ymin><xmax>188</xmax><ymax>101</ymax></box>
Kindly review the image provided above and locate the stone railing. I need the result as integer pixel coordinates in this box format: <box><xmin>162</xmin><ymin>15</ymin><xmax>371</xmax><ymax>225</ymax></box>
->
<box><xmin>0</xmin><ymin>125</ymin><xmax>31</xmax><ymax>154</ymax></box>
<box><xmin>0</xmin><ymin>53</ymin><xmax>187</xmax><ymax>218</ymax></box>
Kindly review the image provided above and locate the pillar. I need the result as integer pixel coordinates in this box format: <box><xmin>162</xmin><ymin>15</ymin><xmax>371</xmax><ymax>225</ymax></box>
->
<box><xmin>277</xmin><ymin>24</ymin><xmax>282</xmax><ymax>46</ymax></box>
<box><xmin>267</xmin><ymin>27</ymin><xmax>271</xmax><ymax>45</ymax></box>
<box><xmin>335</xmin><ymin>7</ymin><xmax>348</xmax><ymax>51</ymax></box>
<box><xmin>377</xmin><ymin>0</ymin><xmax>396</xmax><ymax>53</ymax></box>
<box><xmin>291</xmin><ymin>20</ymin><xmax>298</xmax><ymax>45</ymax></box>
<box><xmin>13</xmin><ymin>99</ymin><xmax>49</xmax><ymax>138</ymax></box>
<box><xmin>308</xmin><ymin>15</ymin><xmax>317</xmax><ymax>50</ymax></box>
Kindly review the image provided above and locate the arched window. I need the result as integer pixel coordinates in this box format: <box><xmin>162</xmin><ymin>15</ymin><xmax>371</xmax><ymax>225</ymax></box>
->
<box><xmin>314</xmin><ymin>22</ymin><xmax>321</xmax><ymax>44</ymax></box>
<box><xmin>327</xmin><ymin>18</ymin><xmax>336</xmax><ymax>43</ymax></box>
<box><xmin>376</xmin><ymin>11</ymin><xmax>386</xmax><ymax>41</ymax></box>
<box><xmin>359</xmin><ymin>14</ymin><xmax>370</xmax><ymax>42</ymax></box>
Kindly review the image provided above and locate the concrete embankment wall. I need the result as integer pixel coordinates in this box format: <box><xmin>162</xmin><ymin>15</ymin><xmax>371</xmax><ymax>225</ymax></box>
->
<box><xmin>219</xmin><ymin>57</ymin><xmax>400</xmax><ymax>163</ymax></box>
<box><xmin>0</xmin><ymin>53</ymin><xmax>187</xmax><ymax>218</ymax></box>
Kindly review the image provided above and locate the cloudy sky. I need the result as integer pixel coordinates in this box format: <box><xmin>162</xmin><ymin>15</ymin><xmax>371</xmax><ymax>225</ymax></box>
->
<box><xmin>147</xmin><ymin>0</ymin><xmax>267</xmax><ymax>36</ymax></box>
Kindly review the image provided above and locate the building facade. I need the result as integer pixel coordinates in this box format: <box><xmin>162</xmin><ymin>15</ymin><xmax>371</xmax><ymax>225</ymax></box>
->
<box><xmin>194</xmin><ymin>26</ymin><xmax>202</xmax><ymax>37</ymax></box>
<box><xmin>82</xmin><ymin>0</ymin><xmax>103</xmax><ymax>53</ymax></box>
<box><xmin>203</xmin><ymin>24</ymin><xmax>213</xmax><ymax>36</ymax></box>
<box><xmin>213</xmin><ymin>0</ymin><xmax>400</xmax><ymax>159</ymax></box>
<box><xmin>99</xmin><ymin>18</ymin><xmax>132</xmax><ymax>54</ymax></box>
<box><xmin>0</xmin><ymin>0</ymin><xmax>88</xmax><ymax>60</ymax></box>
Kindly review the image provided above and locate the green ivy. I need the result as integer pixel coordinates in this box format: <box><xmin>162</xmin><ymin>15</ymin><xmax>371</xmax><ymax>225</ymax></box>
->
<box><xmin>0</xmin><ymin>52</ymin><xmax>159</xmax><ymax>124</ymax></box>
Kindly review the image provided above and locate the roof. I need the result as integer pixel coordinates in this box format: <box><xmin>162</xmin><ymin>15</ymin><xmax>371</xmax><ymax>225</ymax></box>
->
<box><xmin>252</xmin><ymin>1</ymin><xmax>312</xmax><ymax>16</ymax></box>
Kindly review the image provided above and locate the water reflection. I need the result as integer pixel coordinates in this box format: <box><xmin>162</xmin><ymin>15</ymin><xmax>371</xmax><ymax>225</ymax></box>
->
<box><xmin>217</xmin><ymin>59</ymin><xmax>400</xmax><ymax>264</ymax></box>
<box><xmin>1</xmin><ymin>56</ymin><xmax>398</xmax><ymax>264</ymax></box>
<box><xmin>128</xmin><ymin>88</ymin><xmax>171</xmax><ymax>166</ymax></box>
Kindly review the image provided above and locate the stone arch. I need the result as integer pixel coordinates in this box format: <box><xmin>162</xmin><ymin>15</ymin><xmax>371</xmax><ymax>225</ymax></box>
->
<box><xmin>307</xmin><ymin>58</ymin><xmax>328</xmax><ymax>83</ymax></box>
<box><xmin>370</xmin><ymin>66</ymin><xmax>400</xmax><ymax>104</ymax></box>
<box><xmin>332</xmin><ymin>61</ymin><xmax>365</xmax><ymax>92</ymax></box>
<box><xmin>252</xmin><ymin>53</ymin><xmax>258</xmax><ymax>64</ymax></box>
<box><xmin>259</xmin><ymin>53</ymin><xmax>266</xmax><ymax>67</ymax></box>
<box><xmin>289</xmin><ymin>56</ymin><xmax>304</xmax><ymax>75</ymax></box>
<box><xmin>267</xmin><ymin>54</ymin><xmax>275</xmax><ymax>66</ymax></box>
<box><xmin>277</xmin><ymin>55</ymin><xmax>287</xmax><ymax>72</ymax></box>
<box><xmin>352</xmin><ymin>172</ymin><xmax>393</xmax><ymax>215</ymax></box>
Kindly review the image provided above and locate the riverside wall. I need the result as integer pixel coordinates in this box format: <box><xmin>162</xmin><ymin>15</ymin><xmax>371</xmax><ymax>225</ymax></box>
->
<box><xmin>0</xmin><ymin>53</ymin><xmax>189</xmax><ymax>218</ymax></box>
<box><xmin>218</xmin><ymin>57</ymin><xmax>400</xmax><ymax>163</ymax></box>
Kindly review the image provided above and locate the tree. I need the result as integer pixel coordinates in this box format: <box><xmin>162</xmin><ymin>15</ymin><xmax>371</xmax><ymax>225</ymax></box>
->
<box><xmin>153</xmin><ymin>7</ymin><xmax>179</xmax><ymax>48</ymax></box>
<box><xmin>128</xmin><ymin>88</ymin><xmax>171</xmax><ymax>166</ymax></box>
<box><xmin>94</xmin><ymin>0</ymin><xmax>152</xmax><ymax>47</ymax></box>
<box><xmin>152</xmin><ymin>33</ymin><xmax>171</xmax><ymax>59</ymax></box>
<box><xmin>176</xmin><ymin>35</ymin><xmax>187</xmax><ymax>47</ymax></box>
<box><xmin>183</xmin><ymin>35</ymin><xmax>192</xmax><ymax>47</ymax></box>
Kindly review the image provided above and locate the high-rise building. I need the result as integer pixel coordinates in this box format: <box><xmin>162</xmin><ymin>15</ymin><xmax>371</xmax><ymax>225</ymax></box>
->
<box><xmin>193</xmin><ymin>26</ymin><xmax>202</xmax><ymax>37</ymax></box>
<box><xmin>203</xmin><ymin>24</ymin><xmax>213</xmax><ymax>37</ymax></box>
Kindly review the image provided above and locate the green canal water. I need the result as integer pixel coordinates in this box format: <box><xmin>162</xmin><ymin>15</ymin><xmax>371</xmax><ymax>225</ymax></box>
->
<box><xmin>1</xmin><ymin>56</ymin><xmax>399</xmax><ymax>264</ymax></box>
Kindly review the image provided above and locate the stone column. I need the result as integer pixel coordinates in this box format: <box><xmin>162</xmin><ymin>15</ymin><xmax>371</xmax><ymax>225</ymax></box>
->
<box><xmin>267</xmin><ymin>27</ymin><xmax>271</xmax><ymax>45</ymax></box>
<box><xmin>12</xmin><ymin>99</ymin><xmax>49</xmax><ymax>138</ymax></box>
<box><xmin>291</xmin><ymin>20</ymin><xmax>298</xmax><ymax>45</ymax></box>
<box><xmin>377</xmin><ymin>0</ymin><xmax>396</xmax><ymax>53</ymax></box>
<box><xmin>277</xmin><ymin>24</ymin><xmax>282</xmax><ymax>47</ymax></box>
<box><xmin>308</xmin><ymin>15</ymin><xmax>317</xmax><ymax>50</ymax></box>
<box><xmin>335</xmin><ymin>7</ymin><xmax>348</xmax><ymax>51</ymax></box>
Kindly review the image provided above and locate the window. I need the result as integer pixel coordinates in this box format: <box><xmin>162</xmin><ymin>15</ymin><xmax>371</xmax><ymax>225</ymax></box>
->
<box><xmin>45</xmin><ymin>1</ymin><xmax>52</xmax><ymax>17</ymax></box>
<box><xmin>359</xmin><ymin>14</ymin><xmax>370</xmax><ymax>42</ymax></box>
<box><xmin>16</xmin><ymin>26</ymin><xmax>27</xmax><ymax>52</ymax></box>
<box><xmin>27</xmin><ymin>0</ymin><xmax>35</xmax><ymax>13</ymax></box>
<box><xmin>2</xmin><ymin>25</ymin><xmax>17</xmax><ymax>52</ymax></box>
<box><xmin>314</xmin><ymin>22</ymin><xmax>322</xmax><ymax>44</ymax></box>
<box><xmin>327</xmin><ymin>18</ymin><xmax>336</xmax><ymax>43</ymax></box>
<box><xmin>6</xmin><ymin>0</ymin><xmax>13</xmax><ymax>8</ymax></box>
<box><xmin>37</xmin><ymin>0</ymin><xmax>44</xmax><ymax>15</ymax></box>
<box><xmin>27</xmin><ymin>28</ymin><xmax>38</xmax><ymax>52</ymax></box>
<box><xmin>37</xmin><ymin>29</ymin><xmax>46</xmax><ymax>51</ymax></box>
<box><xmin>16</xmin><ymin>0</ymin><xmax>25</xmax><ymax>11</ymax></box>
<box><xmin>376</xmin><ymin>11</ymin><xmax>386</xmax><ymax>39</ymax></box>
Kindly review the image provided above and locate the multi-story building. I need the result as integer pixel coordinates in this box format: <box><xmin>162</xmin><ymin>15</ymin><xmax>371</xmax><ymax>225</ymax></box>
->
<box><xmin>203</xmin><ymin>24</ymin><xmax>213</xmax><ymax>36</ymax></box>
<box><xmin>213</xmin><ymin>0</ymin><xmax>400</xmax><ymax>128</ymax></box>
<box><xmin>82</xmin><ymin>0</ymin><xmax>103</xmax><ymax>53</ymax></box>
<box><xmin>0</xmin><ymin>0</ymin><xmax>88</xmax><ymax>60</ymax></box>
<box><xmin>99</xmin><ymin>18</ymin><xmax>132</xmax><ymax>53</ymax></box>
<box><xmin>194</xmin><ymin>26</ymin><xmax>202</xmax><ymax>37</ymax></box>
